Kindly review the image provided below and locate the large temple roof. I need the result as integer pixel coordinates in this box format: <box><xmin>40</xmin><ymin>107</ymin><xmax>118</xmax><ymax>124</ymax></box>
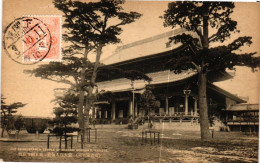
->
<box><xmin>101</xmin><ymin>28</ymin><xmax>198</xmax><ymax>65</ymax></box>
<box><xmin>98</xmin><ymin>29</ymin><xmax>232</xmax><ymax>83</ymax></box>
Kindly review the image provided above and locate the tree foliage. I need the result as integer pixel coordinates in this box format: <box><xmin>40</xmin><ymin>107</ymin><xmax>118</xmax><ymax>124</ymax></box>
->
<box><xmin>1</xmin><ymin>95</ymin><xmax>26</xmax><ymax>137</ymax></box>
<box><xmin>55</xmin><ymin>0</ymin><xmax>142</xmax><ymax>49</ymax></box>
<box><xmin>26</xmin><ymin>1</ymin><xmax>144</xmax><ymax>141</ymax></box>
<box><xmin>161</xmin><ymin>2</ymin><xmax>260</xmax><ymax>73</ymax></box>
<box><xmin>49</xmin><ymin>93</ymin><xmax>79</xmax><ymax>135</ymax></box>
<box><xmin>161</xmin><ymin>2</ymin><xmax>260</xmax><ymax>141</ymax></box>
<box><xmin>138</xmin><ymin>86</ymin><xmax>160</xmax><ymax>118</ymax></box>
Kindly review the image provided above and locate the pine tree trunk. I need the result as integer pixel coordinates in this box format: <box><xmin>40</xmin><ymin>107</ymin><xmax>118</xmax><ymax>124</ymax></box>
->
<box><xmin>85</xmin><ymin>45</ymin><xmax>102</xmax><ymax>130</ymax></box>
<box><xmin>199</xmin><ymin>5</ymin><xmax>210</xmax><ymax>141</ymax></box>
<box><xmin>78</xmin><ymin>47</ymin><xmax>89</xmax><ymax>143</ymax></box>
<box><xmin>78</xmin><ymin>88</ymin><xmax>85</xmax><ymax>134</ymax></box>
<box><xmin>85</xmin><ymin>89</ymin><xmax>93</xmax><ymax>129</ymax></box>
<box><xmin>198</xmin><ymin>72</ymin><xmax>209</xmax><ymax>141</ymax></box>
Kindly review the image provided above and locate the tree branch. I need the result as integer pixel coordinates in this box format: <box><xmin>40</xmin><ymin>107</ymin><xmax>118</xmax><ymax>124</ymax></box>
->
<box><xmin>191</xmin><ymin>61</ymin><xmax>201</xmax><ymax>72</ymax></box>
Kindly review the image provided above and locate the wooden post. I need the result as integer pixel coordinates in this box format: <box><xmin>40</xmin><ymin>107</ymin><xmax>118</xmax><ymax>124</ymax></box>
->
<box><xmin>47</xmin><ymin>135</ymin><xmax>50</xmax><ymax>149</ymax></box>
<box><xmin>158</xmin><ymin>132</ymin><xmax>160</xmax><ymax>143</ymax></box>
<box><xmin>59</xmin><ymin>136</ymin><xmax>62</xmax><ymax>150</ymax></box>
<box><xmin>185</xmin><ymin>95</ymin><xmax>188</xmax><ymax>115</ymax></box>
<box><xmin>35</xmin><ymin>130</ymin><xmax>39</xmax><ymax>139</ymax></box>
<box><xmin>81</xmin><ymin>135</ymin><xmax>83</xmax><ymax>149</ymax></box>
<box><xmin>193</xmin><ymin>97</ymin><xmax>198</xmax><ymax>116</ymax></box>
<box><xmin>153</xmin><ymin>132</ymin><xmax>155</xmax><ymax>144</ymax></box>
<box><xmin>65</xmin><ymin>134</ymin><xmax>67</xmax><ymax>149</ymax></box>
<box><xmin>71</xmin><ymin>135</ymin><xmax>73</xmax><ymax>149</ymax></box>
<box><xmin>129</xmin><ymin>100</ymin><xmax>133</xmax><ymax>117</ymax></box>
<box><xmin>93</xmin><ymin>107</ymin><xmax>96</xmax><ymax>118</ymax></box>
<box><xmin>145</xmin><ymin>131</ymin><xmax>147</xmax><ymax>143</ymax></box>
<box><xmin>135</xmin><ymin>102</ymin><xmax>138</xmax><ymax>117</ymax></box>
<box><xmin>105</xmin><ymin>111</ymin><xmax>107</xmax><ymax>119</ymax></box>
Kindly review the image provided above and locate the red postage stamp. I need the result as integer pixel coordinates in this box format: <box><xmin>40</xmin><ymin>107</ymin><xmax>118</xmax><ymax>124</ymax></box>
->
<box><xmin>22</xmin><ymin>15</ymin><xmax>62</xmax><ymax>62</ymax></box>
<box><xmin>3</xmin><ymin>15</ymin><xmax>62</xmax><ymax>64</ymax></box>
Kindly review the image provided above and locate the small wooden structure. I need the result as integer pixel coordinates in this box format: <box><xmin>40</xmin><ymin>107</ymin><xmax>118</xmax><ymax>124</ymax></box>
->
<box><xmin>142</xmin><ymin>130</ymin><xmax>160</xmax><ymax>145</ymax></box>
<box><xmin>86</xmin><ymin>128</ymin><xmax>97</xmax><ymax>143</ymax></box>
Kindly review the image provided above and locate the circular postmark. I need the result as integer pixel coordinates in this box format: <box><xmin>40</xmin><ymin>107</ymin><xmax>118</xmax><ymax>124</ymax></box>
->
<box><xmin>3</xmin><ymin>17</ymin><xmax>52</xmax><ymax>65</ymax></box>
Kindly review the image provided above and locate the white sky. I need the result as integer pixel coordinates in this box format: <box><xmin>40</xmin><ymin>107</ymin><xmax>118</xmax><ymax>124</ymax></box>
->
<box><xmin>1</xmin><ymin>1</ymin><xmax>259</xmax><ymax>117</ymax></box>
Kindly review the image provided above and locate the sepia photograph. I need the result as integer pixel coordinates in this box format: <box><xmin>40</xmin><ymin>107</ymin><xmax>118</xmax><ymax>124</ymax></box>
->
<box><xmin>0</xmin><ymin>0</ymin><xmax>259</xmax><ymax>162</ymax></box>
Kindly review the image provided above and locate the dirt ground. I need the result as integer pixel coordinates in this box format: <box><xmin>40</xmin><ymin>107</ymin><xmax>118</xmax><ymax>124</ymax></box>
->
<box><xmin>0</xmin><ymin>127</ymin><xmax>258</xmax><ymax>162</ymax></box>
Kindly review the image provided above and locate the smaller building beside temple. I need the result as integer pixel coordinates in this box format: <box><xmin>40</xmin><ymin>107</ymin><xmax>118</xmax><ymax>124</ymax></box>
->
<box><xmin>222</xmin><ymin>104</ymin><xmax>259</xmax><ymax>132</ymax></box>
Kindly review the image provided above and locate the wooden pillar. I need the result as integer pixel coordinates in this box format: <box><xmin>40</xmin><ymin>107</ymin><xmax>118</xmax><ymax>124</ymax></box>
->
<box><xmin>185</xmin><ymin>95</ymin><xmax>188</xmax><ymax>115</ymax></box>
<box><xmin>134</xmin><ymin>102</ymin><xmax>138</xmax><ymax>118</ymax></box>
<box><xmin>165</xmin><ymin>96</ymin><xmax>169</xmax><ymax>115</ymax></box>
<box><xmin>35</xmin><ymin>130</ymin><xmax>39</xmax><ymax>139</ymax></box>
<box><xmin>105</xmin><ymin>111</ymin><xmax>107</xmax><ymax>119</ymax></box>
<box><xmin>112</xmin><ymin>100</ymin><xmax>116</xmax><ymax>121</ymax></box>
<box><xmin>129</xmin><ymin>100</ymin><xmax>133</xmax><ymax>117</ymax></box>
<box><xmin>98</xmin><ymin>111</ymin><xmax>102</xmax><ymax>118</ymax></box>
<box><xmin>93</xmin><ymin>107</ymin><xmax>96</xmax><ymax>118</ymax></box>
<box><xmin>193</xmin><ymin>97</ymin><xmax>198</xmax><ymax>116</ymax></box>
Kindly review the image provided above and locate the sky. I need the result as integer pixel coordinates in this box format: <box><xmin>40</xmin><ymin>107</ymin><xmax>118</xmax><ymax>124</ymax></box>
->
<box><xmin>1</xmin><ymin>0</ymin><xmax>260</xmax><ymax>117</ymax></box>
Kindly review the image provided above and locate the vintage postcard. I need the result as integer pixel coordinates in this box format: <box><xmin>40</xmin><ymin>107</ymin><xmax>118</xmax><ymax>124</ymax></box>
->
<box><xmin>1</xmin><ymin>0</ymin><xmax>259</xmax><ymax>162</ymax></box>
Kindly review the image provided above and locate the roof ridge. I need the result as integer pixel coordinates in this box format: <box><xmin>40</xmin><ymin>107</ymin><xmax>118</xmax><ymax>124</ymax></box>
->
<box><xmin>101</xmin><ymin>28</ymin><xmax>189</xmax><ymax>64</ymax></box>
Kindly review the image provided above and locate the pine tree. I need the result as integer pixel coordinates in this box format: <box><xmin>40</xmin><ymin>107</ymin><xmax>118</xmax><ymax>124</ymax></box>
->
<box><xmin>27</xmin><ymin>0</ymin><xmax>143</xmax><ymax>144</ymax></box>
<box><xmin>49</xmin><ymin>93</ymin><xmax>79</xmax><ymax>148</ymax></box>
<box><xmin>1</xmin><ymin>95</ymin><xmax>26</xmax><ymax>137</ymax></box>
<box><xmin>161</xmin><ymin>2</ymin><xmax>260</xmax><ymax>141</ymax></box>
<box><xmin>138</xmin><ymin>86</ymin><xmax>160</xmax><ymax>128</ymax></box>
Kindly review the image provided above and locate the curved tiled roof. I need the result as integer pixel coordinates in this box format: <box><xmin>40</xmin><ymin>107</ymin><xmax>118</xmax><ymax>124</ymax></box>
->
<box><xmin>101</xmin><ymin>28</ymin><xmax>199</xmax><ymax>65</ymax></box>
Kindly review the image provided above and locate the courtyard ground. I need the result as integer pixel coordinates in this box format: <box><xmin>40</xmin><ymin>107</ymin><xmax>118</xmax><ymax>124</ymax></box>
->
<box><xmin>0</xmin><ymin>125</ymin><xmax>258</xmax><ymax>162</ymax></box>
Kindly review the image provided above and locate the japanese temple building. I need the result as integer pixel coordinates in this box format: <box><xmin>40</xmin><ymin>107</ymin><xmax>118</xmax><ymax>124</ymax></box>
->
<box><xmin>223</xmin><ymin>103</ymin><xmax>259</xmax><ymax>132</ymax></box>
<box><xmin>93</xmin><ymin>29</ymin><xmax>258</xmax><ymax>131</ymax></box>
